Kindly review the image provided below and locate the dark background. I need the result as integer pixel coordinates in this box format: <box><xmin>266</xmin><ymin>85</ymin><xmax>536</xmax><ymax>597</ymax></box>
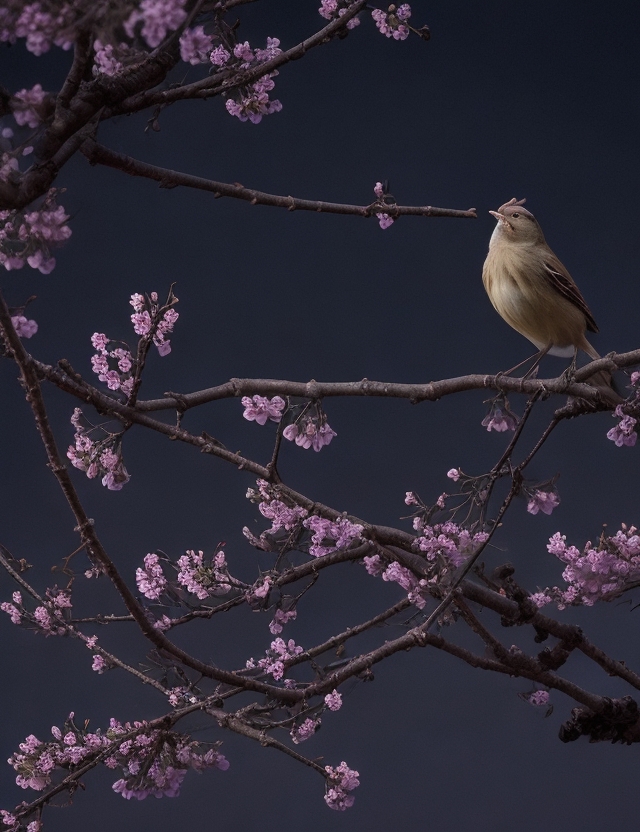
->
<box><xmin>2</xmin><ymin>3</ymin><xmax>640</xmax><ymax>830</ymax></box>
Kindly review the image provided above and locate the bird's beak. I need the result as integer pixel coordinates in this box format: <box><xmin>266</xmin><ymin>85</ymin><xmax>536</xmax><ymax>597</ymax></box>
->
<box><xmin>489</xmin><ymin>210</ymin><xmax>511</xmax><ymax>230</ymax></box>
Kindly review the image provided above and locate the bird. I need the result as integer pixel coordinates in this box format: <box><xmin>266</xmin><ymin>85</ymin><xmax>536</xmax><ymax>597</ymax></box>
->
<box><xmin>482</xmin><ymin>197</ymin><xmax>621</xmax><ymax>404</ymax></box>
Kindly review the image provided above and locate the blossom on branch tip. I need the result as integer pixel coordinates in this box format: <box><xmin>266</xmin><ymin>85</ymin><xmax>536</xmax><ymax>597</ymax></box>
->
<box><xmin>447</xmin><ymin>468</ymin><xmax>460</xmax><ymax>482</ymax></box>
<box><xmin>526</xmin><ymin>490</ymin><xmax>560</xmax><ymax>516</ymax></box>
<box><xmin>10</xmin><ymin>315</ymin><xmax>38</xmax><ymax>338</ymax></box>
<box><xmin>607</xmin><ymin>405</ymin><xmax>637</xmax><ymax>448</ymax></box>
<box><xmin>372</xmin><ymin>4</ymin><xmax>411</xmax><ymax>40</ymax></box>
<box><xmin>324</xmin><ymin>761</ymin><xmax>360</xmax><ymax>811</ymax></box>
<box><xmin>324</xmin><ymin>690</ymin><xmax>343</xmax><ymax>711</ymax></box>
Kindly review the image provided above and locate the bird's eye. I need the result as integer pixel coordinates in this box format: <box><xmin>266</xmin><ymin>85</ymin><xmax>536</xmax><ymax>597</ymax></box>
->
<box><xmin>512</xmin><ymin>212</ymin><xmax>520</xmax><ymax>218</ymax></box>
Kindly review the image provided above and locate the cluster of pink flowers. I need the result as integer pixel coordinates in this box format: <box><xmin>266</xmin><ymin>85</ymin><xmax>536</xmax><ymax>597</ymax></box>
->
<box><xmin>242</xmin><ymin>395</ymin><xmax>285</xmax><ymax>425</ymax></box>
<box><xmin>176</xmin><ymin>549</ymin><xmax>232</xmax><ymax>600</ymax></box>
<box><xmin>246</xmin><ymin>636</ymin><xmax>304</xmax><ymax>681</ymax></box>
<box><xmin>0</xmin><ymin>195</ymin><xmax>71</xmax><ymax>273</ymax></box>
<box><xmin>224</xmin><ymin>37</ymin><xmax>283</xmax><ymax>124</ymax></box>
<box><xmin>363</xmin><ymin>555</ymin><xmax>428</xmax><ymax>609</ymax></box>
<box><xmin>179</xmin><ymin>25</ymin><xmax>213</xmax><ymax>64</ymax></box>
<box><xmin>124</xmin><ymin>0</ymin><xmax>186</xmax><ymax>49</ymax></box>
<box><xmin>1</xmin><ymin>588</ymin><xmax>71</xmax><ymax>636</ymax></box>
<box><xmin>607</xmin><ymin>404</ymin><xmax>637</xmax><ymax>447</ymax></box>
<box><xmin>282</xmin><ymin>403</ymin><xmax>337</xmax><ymax>451</ymax></box>
<box><xmin>269</xmin><ymin>607</ymin><xmax>298</xmax><ymax>634</ymax></box>
<box><xmin>371</xmin><ymin>4</ymin><xmax>412</xmax><ymax>40</ymax></box>
<box><xmin>373</xmin><ymin>182</ymin><xmax>395</xmax><ymax>228</ymax></box>
<box><xmin>0</xmin><ymin>2</ymin><xmax>75</xmax><ymax>55</ymax></box>
<box><xmin>245</xmin><ymin>479</ymin><xmax>308</xmax><ymax>542</ymax></box>
<box><xmin>324</xmin><ymin>761</ymin><xmax>360</xmax><ymax>811</ymax></box>
<box><xmin>414</xmin><ymin>520</ymin><xmax>489</xmax><ymax>571</ymax></box>
<box><xmin>318</xmin><ymin>0</ymin><xmax>361</xmax><ymax>29</ymax></box>
<box><xmin>291</xmin><ymin>717</ymin><xmax>320</xmax><ymax>744</ymax></box>
<box><xmin>530</xmin><ymin>526</ymin><xmax>640</xmax><ymax>609</ymax></box>
<box><xmin>10</xmin><ymin>314</ymin><xmax>38</xmax><ymax>338</ymax></box>
<box><xmin>324</xmin><ymin>689</ymin><xmax>343</xmax><ymax>711</ymax></box>
<box><xmin>11</xmin><ymin>83</ymin><xmax>47</xmax><ymax>128</ymax></box>
<box><xmin>364</xmin><ymin>519</ymin><xmax>489</xmax><ymax>607</ymax></box>
<box><xmin>0</xmin><ymin>809</ymin><xmax>40</xmax><ymax>832</ymax></box>
<box><xmin>66</xmin><ymin>408</ymin><xmax>131</xmax><ymax>491</ymax></box>
<box><xmin>130</xmin><ymin>291</ymin><xmax>179</xmax><ymax>356</ymax></box>
<box><xmin>524</xmin><ymin>690</ymin><xmax>550</xmax><ymax>707</ymax></box>
<box><xmin>526</xmin><ymin>488</ymin><xmax>560</xmax><ymax>516</ymax></box>
<box><xmin>90</xmin><ymin>332</ymin><xmax>136</xmax><ymax>395</ymax></box>
<box><xmin>303</xmin><ymin>515</ymin><xmax>364</xmax><ymax>557</ymax></box>
<box><xmin>8</xmin><ymin>715</ymin><xmax>228</xmax><ymax>800</ymax></box>
<box><xmin>93</xmin><ymin>39</ymin><xmax>124</xmax><ymax>76</ymax></box>
<box><xmin>135</xmin><ymin>553</ymin><xmax>168</xmax><ymax>600</ymax></box>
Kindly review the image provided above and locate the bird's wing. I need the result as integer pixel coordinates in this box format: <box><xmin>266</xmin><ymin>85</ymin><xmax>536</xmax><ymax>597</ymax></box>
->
<box><xmin>541</xmin><ymin>252</ymin><xmax>599</xmax><ymax>333</ymax></box>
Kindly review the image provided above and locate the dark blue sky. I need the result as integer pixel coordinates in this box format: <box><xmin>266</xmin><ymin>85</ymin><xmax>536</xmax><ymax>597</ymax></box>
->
<box><xmin>2</xmin><ymin>3</ymin><xmax>640</xmax><ymax>830</ymax></box>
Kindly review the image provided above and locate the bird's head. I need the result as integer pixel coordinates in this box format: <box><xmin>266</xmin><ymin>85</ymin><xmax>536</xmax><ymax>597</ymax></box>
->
<box><xmin>489</xmin><ymin>198</ymin><xmax>544</xmax><ymax>245</ymax></box>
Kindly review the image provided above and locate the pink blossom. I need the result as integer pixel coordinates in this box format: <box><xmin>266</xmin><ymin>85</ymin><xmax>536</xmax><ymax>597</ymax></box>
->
<box><xmin>11</xmin><ymin>84</ymin><xmax>46</xmax><ymax>128</ymax></box>
<box><xmin>319</xmin><ymin>1</ymin><xmax>361</xmax><ymax>28</ymax></box>
<box><xmin>1</xmin><ymin>601</ymin><xmax>22</xmax><ymax>625</ymax></box>
<box><xmin>10</xmin><ymin>315</ymin><xmax>38</xmax><ymax>338</ymax></box>
<box><xmin>303</xmin><ymin>515</ymin><xmax>363</xmax><ymax>557</ymax></box>
<box><xmin>377</xmin><ymin>212</ymin><xmax>394</xmax><ymax>229</ymax></box>
<box><xmin>210</xmin><ymin>45</ymin><xmax>230</xmax><ymax>66</ymax></box>
<box><xmin>527</xmin><ymin>490</ymin><xmax>560</xmax><ymax>516</ymax></box>
<box><xmin>363</xmin><ymin>554</ymin><xmax>384</xmax><ymax>576</ymax></box>
<box><xmin>324</xmin><ymin>761</ymin><xmax>360</xmax><ymax>811</ymax></box>
<box><xmin>372</xmin><ymin>6</ymin><xmax>411</xmax><ymax>39</ymax></box>
<box><xmin>131</xmin><ymin>310</ymin><xmax>152</xmax><ymax>335</ymax></box>
<box><xmin>269</xmin><ymin>608</ymin><xmax>297</xmax><ymax>634</ymax></box>
<box><xmin>242</xmin><ymin>394</ymin><xmax>285</xmax><ymax>425</ymax></box>
<box><xmin>179</xmin><ymin>25</ymin><xmax>212</xmax><ymax>64</ymax></box>
<box><xmin>373</xmin><ymin>181</ymin><xmax>384</xmax><ymax>198</ymax></box>
<box><xmin>233</xmin><ymin>40</ymin><xmax>253</xmax><ymax>62</ymax></box>
<box><xmin>526</xmin><ymin>690</ymin><xmax>550</xmax><ymax>707</ymax></box>
<box><xmin>136</xmin><ymin>553</ymin><xmax>168</xmax><ymax>600</ymax></box>
<box><xmin>447</xmin><ymin>468</ymin><xmax>460</xmax><ymax>482</ymax></box>
<box><xmin>607</xmin><ymin>405</ymin><xmax>637</xmax><ymax>447</ymax></box>
<box><xmin>93</xmin><ymin>40</ymin><xmax>123</xmax><ymax>76</ymax></box>
<box><xmin>291</xmin><ymin>718</ymin><xmax>319</xmax><ymax>744</ymax></box>
<box><xmin>92</xmin><ymin>655</ymin><xmax>107</xmax><ymax>673</ymax></box>
<box><xmin>124</xmin><ymin>0</ymin><xmax>187</xmax><ymax>48</ymax></box>
<box><xmin>324</xmin><ymin>690</ymin><xmax>342</xmax><ymax>711</ymax></box>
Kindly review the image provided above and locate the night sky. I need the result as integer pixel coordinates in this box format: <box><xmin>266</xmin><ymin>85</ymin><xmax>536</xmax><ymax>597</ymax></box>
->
<box><xmin>2</xmin><ymin>3</ymin><xmax>640</xmax><ymax>830</ymax></box>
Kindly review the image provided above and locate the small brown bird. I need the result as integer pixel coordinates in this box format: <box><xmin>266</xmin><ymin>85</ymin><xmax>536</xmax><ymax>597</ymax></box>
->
<box><xmin>482</xmin><ymin>197</ymin><xmax>620</xmax><ymax>403</ymax></box>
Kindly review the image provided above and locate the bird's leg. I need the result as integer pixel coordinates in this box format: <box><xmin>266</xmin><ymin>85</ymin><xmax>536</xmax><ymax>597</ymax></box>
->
<box><xmin>559</xmin><ymin>347</ymin><xmax>579</xmax><ymax>387</ymax></box>
<box><xmin>498</xmin><ymin>345</ymin><xmax>551</xmax><ymax>380</ymax></box>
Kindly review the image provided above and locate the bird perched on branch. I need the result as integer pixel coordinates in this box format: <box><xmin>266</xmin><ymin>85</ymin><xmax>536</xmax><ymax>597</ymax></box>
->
<box><xmin>482</xmin><ymin>197</ymin><xmax>621</xmax><ymax>404</ymax></box>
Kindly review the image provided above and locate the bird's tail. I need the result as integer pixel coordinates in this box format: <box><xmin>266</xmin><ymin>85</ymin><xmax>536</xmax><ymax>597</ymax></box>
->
<box><xmin>581</xmin><ymin>339</ymin><xmax>623</xmax><ymax>406</ymax></box>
